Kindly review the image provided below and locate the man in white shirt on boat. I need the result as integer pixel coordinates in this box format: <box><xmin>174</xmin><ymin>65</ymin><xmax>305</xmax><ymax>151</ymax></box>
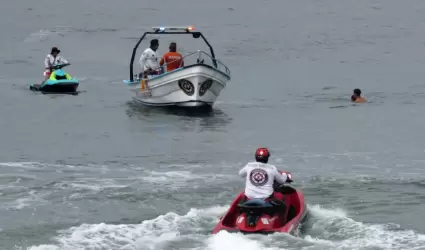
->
<box><xmin>139</xmin><ymin>39</ymin><xmax>161</xmax><ymax>79</ymax></box>
<box><xmin>44</xmin><ymin>47</ymin><xmax>69</xmax><ymax>80</ymax></box>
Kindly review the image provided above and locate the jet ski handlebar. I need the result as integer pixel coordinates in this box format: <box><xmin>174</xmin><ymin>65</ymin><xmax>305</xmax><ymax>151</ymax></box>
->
<box><xmin>273</xmin><ymin>171</ymin><xmax>294</xmax><ymax>190</ymax></box>
<box><xmin>51</xmin><ymin>63</ymin><xmax>70</xmax><ymax>70</ymax></box>
<box><xmin>279</xmin><ymin>171</ymin><xmax>293</xmax><ymax>183</ymax></box>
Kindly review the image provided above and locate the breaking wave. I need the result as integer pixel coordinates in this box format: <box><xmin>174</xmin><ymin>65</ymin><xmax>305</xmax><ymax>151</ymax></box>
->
<box><xmin>25</xmin><ymin>205</ymin><xmax>425</xmax><ymax>250</ymax></box>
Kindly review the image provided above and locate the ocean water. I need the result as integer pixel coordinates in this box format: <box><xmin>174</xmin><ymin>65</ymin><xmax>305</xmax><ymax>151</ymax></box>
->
<box><xmin>1</xmin><ymin>0</ymin><xmax>425</xmax><ymax>249</ymax></box>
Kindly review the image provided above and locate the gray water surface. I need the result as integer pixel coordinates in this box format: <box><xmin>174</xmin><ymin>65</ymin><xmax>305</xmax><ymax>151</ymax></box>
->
<box><xmin>1</xmin><ymin>0</ymin><xmax>425</xmax><ymax>249</ymax></box>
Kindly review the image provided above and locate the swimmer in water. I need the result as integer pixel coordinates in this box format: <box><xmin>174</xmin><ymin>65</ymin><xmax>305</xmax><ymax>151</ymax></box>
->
<box><xmin>351</xmin><ymin>88</ymin><xmax>367</xmax><ymax>103</ymax></box>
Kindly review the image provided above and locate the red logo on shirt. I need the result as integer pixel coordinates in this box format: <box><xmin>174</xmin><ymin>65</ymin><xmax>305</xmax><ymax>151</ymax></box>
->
<box><xmin>249</xmin><ymin>169</ymin><xmax>268</xmax><ymax>186</ymax></box>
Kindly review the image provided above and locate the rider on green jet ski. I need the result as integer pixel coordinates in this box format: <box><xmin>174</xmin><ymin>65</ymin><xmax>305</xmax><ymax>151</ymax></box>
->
<box><xmin>44</xmin><ymin>47</ymin><xmax>69</xmax><ymax>80</ymax></box>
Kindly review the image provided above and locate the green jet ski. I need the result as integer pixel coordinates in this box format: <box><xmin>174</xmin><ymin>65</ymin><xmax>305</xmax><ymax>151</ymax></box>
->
<box><xmin>30</xmin><ymin>64</ymin><xmax>79</xmax><ymax>94</ymax></box>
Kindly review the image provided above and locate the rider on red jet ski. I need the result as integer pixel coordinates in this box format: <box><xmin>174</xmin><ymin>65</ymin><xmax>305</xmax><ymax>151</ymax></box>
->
<box><xmin>239</xmin><ymin>147</ymin><xmax>289</xmax><ymax>202</ymax></box>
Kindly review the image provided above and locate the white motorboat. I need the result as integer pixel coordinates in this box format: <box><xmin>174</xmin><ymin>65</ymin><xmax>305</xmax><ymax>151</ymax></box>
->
<box><xmin>123</xmin><ymin>26</ymin><xmax>231</xmax><ymax>108</ymax></box>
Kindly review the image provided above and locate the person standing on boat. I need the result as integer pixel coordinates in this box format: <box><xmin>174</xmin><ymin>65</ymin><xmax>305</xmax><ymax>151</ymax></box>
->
<box><xmin>139</xmin><ymin>39</ymin><xmax>161</xmax><ymax>79</ymax></box>
<box><xmin>160</xmin><ymin>42</ymin><xmax>184</xmax><ymax>72</ymax></box>
<box><xmin>239</xmin><ymin>148</ymin><xmax>289</xmax><ymax>202</ymax></box>
<box><xmin>44</xmin><ymin>47</ymin><xmax>69</xmax><ymax>80</ymax></box>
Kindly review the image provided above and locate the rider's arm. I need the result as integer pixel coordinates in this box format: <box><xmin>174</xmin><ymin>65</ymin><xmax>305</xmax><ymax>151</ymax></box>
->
<box><xmin>274</xmin><ymin>168</ymin><xmax>288</xmax><ymax>184</ymax></box>
<box><xmin>238</xmin><ymin>166</ymin><xmax>248</xmax><ymax>177</ymax></box>
<box><xmin>58</xmin><ymin>56</ymin><xmax>68</xmax><ymax>64</ymax></box>
<box><xmin>44</xmin><ymin>55</ymin><xmax>51</xmax><ymax>69</ymax></box>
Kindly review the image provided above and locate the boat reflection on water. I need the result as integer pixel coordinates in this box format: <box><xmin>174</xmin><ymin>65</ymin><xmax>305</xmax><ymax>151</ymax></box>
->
<box><xmin>125</xmin><ymin>101</ymin><xmax>232</xmax><ymax>132</ymax></box>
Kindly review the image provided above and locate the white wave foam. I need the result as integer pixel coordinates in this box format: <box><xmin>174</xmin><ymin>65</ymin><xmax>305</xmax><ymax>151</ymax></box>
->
<box><xmin>1</xmin><ymin>190</ymin><xmax>49</xmax><ymax>210</ymax></box>
<box><xmin>23</xmin><ymin>26</ymin><xmax>78</xmax><ymax>43</ymax></box>
<box><xmin>62</xmin><ymin>179</ymin><xmax>128</xmax><ymax>191</ymax></box>
<box><xmin>205</xmin><ymin>231</ymin><xmax>282</xmax><ymax>250</ymax></box>
<box><xmin>27</xmin><ymin>206</ymin><xmax>228</xmax><ymax>250</ymax></box>
<box><xmin>137</xmin><ymin>170</ymin><xmax>236</xmax><ymax>190</ymax></box>
<box><xmin>23</xmin><ymin>29</ymin><xmax>54</xmax><ymax>43</ymax></box>
<box><xmin>26</xmin><ymin>204</ymin><xmax>425</xmax><ymax>250</ymax></box>
<box><xmin>8</xmin><ymin>162</ymin><xmax>424</xmax><ymax>250</ymax></box>
<box><xmin>0</xmin><ymin>162</ymin><xmax>110</xmax><ymax>174</ymax></box>
<box><xmin>0</xmin><ymin>162</ymin><xmax>235</xmax><ymax>210</ymax></box>
<box><xmin>305</xmin><ymin>204</ymin><xmax>425</xmax><ymax>249</ymax></box>
<box><xmin>308</xmin><ymin>204</ymin><xmax>348</xmax><ymax>218</ymax></box>
<box><xmin>0</xmin><ymin>162</ymin><xmax>42</xmax><ymax>168</ymax></box>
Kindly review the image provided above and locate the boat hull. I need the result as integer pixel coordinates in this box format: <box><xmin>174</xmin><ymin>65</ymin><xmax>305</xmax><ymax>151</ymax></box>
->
<box><xmin>129</xmin><ymin>65</ymin><xmax>230</xmax><ymax>108</ymax></box>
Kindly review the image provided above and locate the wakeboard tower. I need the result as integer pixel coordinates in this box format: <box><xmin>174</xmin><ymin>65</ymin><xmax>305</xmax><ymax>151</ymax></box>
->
<box><xmin>123</xmin><ymin>26</ymin><xmax>231</xmax><ymax>108</ymax></box>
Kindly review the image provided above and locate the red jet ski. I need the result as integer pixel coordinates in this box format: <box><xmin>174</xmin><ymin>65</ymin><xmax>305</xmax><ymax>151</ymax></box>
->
<box><xmin>212</xmin><ymin>171</ymin><xmax>307</xmax><ymax>235</ymax></box>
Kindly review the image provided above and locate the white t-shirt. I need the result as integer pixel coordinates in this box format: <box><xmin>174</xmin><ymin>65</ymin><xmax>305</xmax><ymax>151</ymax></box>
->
<box><xmin>139</xmin><ymin>48</ymin><xmax>159</xmax><ymax>72</ymax></box>
<box><xmin>44</xmin><ymin>54</ymin><xmax>68</xmax><ymax>69</ymax></box>
<box><xmin>239</xmin><ymin>162</ymin><xmax>288</xmax><ymax>199</ymax></box>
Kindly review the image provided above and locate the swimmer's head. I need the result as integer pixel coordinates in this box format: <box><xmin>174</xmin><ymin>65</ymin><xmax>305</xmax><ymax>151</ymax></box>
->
<box><xmin>353</xmin><ymin>88</ymin><xmax>361</xmax><ymax>96</ymax></box>
<box><xmin>351</xmin><ymin>95</ymin><xmax>356</xmax><ymax>101</ymax></box>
